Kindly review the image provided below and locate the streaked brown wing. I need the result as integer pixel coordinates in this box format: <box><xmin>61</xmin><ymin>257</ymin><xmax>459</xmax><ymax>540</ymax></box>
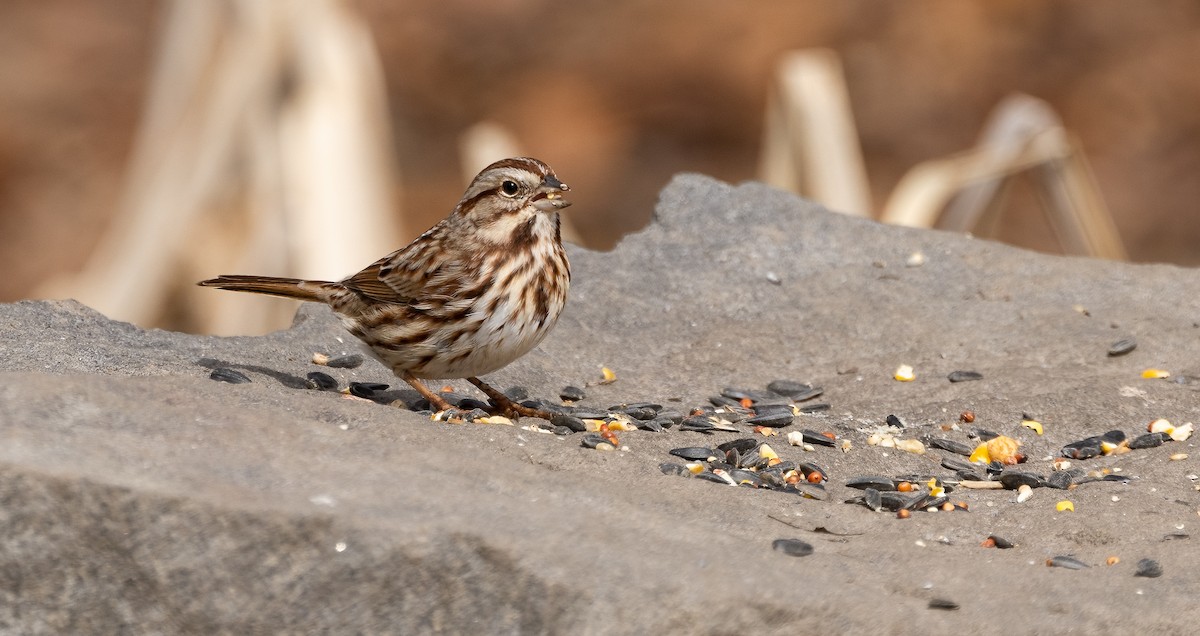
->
<box><xmin>342</xmin><ymin>238</ymin><xmax>468</xmax><ymax>305</ymax></box>
<box><xmin>342</xmin><ymin>257</ymin><xmax>408</xmax><ymax>303</ymax></box>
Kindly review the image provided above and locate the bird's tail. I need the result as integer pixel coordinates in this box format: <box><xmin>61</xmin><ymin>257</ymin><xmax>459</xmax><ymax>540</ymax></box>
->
<box><xmin>197</xmin><ymin>275</ymin><xmax>336</xmax><ymax>303</ymax></box>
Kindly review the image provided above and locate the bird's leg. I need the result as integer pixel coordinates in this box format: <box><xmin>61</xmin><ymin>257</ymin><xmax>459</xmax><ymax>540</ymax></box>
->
<box><xmin>468</xmin><ymin>377</ymin><xmax>555</xmax><ymax>420</ymax></box>
<box><xmin>400</xmin><ymin>372</ymin><xmax>456</xmax><ymax>412</ymax></box>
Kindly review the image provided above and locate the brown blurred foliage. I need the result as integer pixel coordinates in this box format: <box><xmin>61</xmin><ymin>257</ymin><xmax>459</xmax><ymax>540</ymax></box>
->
<box><xmin>1</xmin><ymin>0</ymin><xmax>1198</xmax><ymax>309</ymax></box>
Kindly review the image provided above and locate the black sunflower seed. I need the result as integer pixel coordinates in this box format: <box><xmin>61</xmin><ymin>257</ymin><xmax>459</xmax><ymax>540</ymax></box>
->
<box><xmin>1061</xmin><ymin>437</ymin><xmax>1103</xmax><ymax>460</ymax></box>
<box><xmin>694</xmin><ymin>471</ymin><xmax>735</xmax><ymax>486</ymax></box>
<box><xmin>559</xmin><ymin>385</ymin><xmax>586</xmax><ymax>401</ymax></box>
<box><xmin>863</xmin><ymin>487</ymin><xmax>883</xmax><ymax>512</ymax></box>
<box><xmin>746</xmin><ymin>411</ymin><xmax>795</xmax><ymax>428</ymax></box>
<box><xmin>635</xmin><ymin>419</ymin><xmax>665</xmax><ymax>433</ymax></box>
<box><xmin>615</xmin><ymin>406</ymin><xmax>658</xmax><ymax>421</ymax></box>
<box><xmin>928</xmin><ymin>599</ymin><xmax>959</xmax><ymax>611</ymax></box>
<box><xmin>880</xmin><ymin>491</ymin><xmax>920</xmax><ymax>512</ymax></box>
<box><xmin>325</xmin><ymin>354</ymin><xmax>363</xmax><ymax>369</ymax></box>
<box><xmin>348</xmin><ymin>382</ymin><xmax>389</xmax><ymax>398</ymax></box>
<box><xmin>971</xmin><ymin>429</ymin><xmax>1000</xmax><ymax>442</ymax></box>
<box><xmin>886</xmin><ymin>414</ymin><xmax>906</xmax><ymax>429</ymax></box>
<box><xmin>753</xmin><ymin>403</ymin><xmax>793</xmax><ymax>416</ymax></box>
<box><xmin>1046</xmin><ymin>471</ymin><xmax>1075</xmax><ymax>489</ymax></box>
<box><xmin>1108</xmin><ymin>338</ymin><xmax>1137</xmax><ymax>357</ymax></box>
<box><xmin>656</xmin><ymin>410</ymin><xmax>685</xmax><ymax>426</ymax></box>
<box><xmin>709</xmin><ymin>395</ymin><xmax>741</xmax><ymax>408</ymax></box>
<box><xmin>771</xmin><ymin>538</ymin><xmax>814</xmax><ymax>557</ymax></box>
<box><xmin>1047</xmin><ymin>556</ymin><xmax>1090</xmax><ymax>570</ymax></box>
<box><xmin>728</xmin><ymin>469</ymin><xmax>763</xmax><ymax>488</ymax></box>
<box><xmin>999</xmin><ymin>472</ymin><xmax>1045</xmax><ymax>490</ymax></box>
<box><xmin>846</xmin><ymin>476</ymin><xmax>897</xmax><ymax>491</ymax></box>
<box><xmin>503</xmin><ymin>386</ymin><xmax>529</xmax><ymax>401</ymax></box>
<box><xmin>928</xmin><ymin>438</ymin><xmax>974</xmax><ymax>456</ymax></box>
<box><xmin>669</xmin><ymin>447</ymin><xmax>719</xmax><ymax>461</ymax></box>
<box><xmin>659</xmin><ymin>463</ymin><xmax>689</xmax><ymax>477</ymax></box>
<box><xmin>1134</xmin><ymin>558</ymin><xmax>1163</xmax><ymax>578</ymax></box>
<box><xmin>716</xmin><ymin>438</ymin><xmax>761</xmax><ymax>454</ymax></box>
<box><xmin>947</xmin><ymin>370</ymin><xmax>983</xmax><ymax>383</ymax></box>
<box><xmin>940</xmin><ymin>457</ymin><xmax>979</xmax><ymax>474</ymax></box>
<box><xmin>1130</xmin><ymin>432</ymin><xmax>1170</xmax><ymax>449</ymax></box>
<box><xmin>550</xmin><ymin>414</ymin><xmax>587</xmax><ymax>433</ymax></box>
<box><xmin>766</xmin><ymin>380</ymin><xmax>811</xmax><ymax>398</ymax></box>
<box><xmin>802</xmin><ymin>430</ymin><xmax>837</xmax><ymax>447</ymax></box>
<box><xmin>767</xmin><ymin>381</ymin><xmax>824</xmax><ymax>402</ymax></box>
<box><xmin>580</xmin><ymin>434</ymin><xmax>613</xmax><ymax>450</ymax></box>
<box><xmin>795</xmin><ymin>482</ymin><xmax>828</xmax><ymax>500</ymax></box>
<box><xmin>1100</xmin><ymin>429</ymin><xmax>1128</xmax><ymax>445</ymax></box>
<box><xmin>210</xmin><ymin>368</ymin><xmax>251</xmax><ymax>384</ymax></box>
<box><xmin>797</xmin><ymin>403</ymin><xmax>831</xmax><ymax>413</ymax></box>
<box><xmin>305</xmin><ymin>371</ymin><xmax>338</xmax><ymax>391</ymax></box>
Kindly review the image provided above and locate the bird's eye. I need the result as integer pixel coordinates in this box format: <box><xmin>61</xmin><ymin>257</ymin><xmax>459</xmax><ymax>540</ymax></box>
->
<box><xmin>500</xmin><ymin>180</ymin><xmax>520</xmax><ymax>197</ymax></box>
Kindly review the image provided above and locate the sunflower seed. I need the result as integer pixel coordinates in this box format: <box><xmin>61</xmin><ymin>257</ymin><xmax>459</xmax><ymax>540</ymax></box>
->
<box><xmin>846</xmin><ymin>476</ymin><xmax>897</xmax><ymax>491</ymax></box>
<box><xmin>802</xmin><ymin>430</ymin><xmax>837</xmax><ymax>447</ymax></box>
<box><xmin>635</xmin><ymin>419</ymin><xmax>665</xmax><ymax>433</ymax></box>
<box><xmin>325</xmin><ymin>354</ymin><xmax>364</xmax><ymax>369</ymax></box>
<box><xmin>863</xmin><ymin>487</ymin><xmax>883</xmax><ymax>512</ymax></box>
<box><xmin>716</xmin><ymin>438</ymin><xmax>761</xmax><ymax>454</ymax></box>
<box><xmin>928</xmin><ymin>599</ymin><xmax>959</xmax><ymax>611</ymax></box>
<box><xmin>746</xmin><ymin>411</ymin><xmax>795</xmax><ymax>428</ymax></box>
<box><xmin>1061</xmin><ymin>437</ymin><xmax>1102</xmax><ymax>460</ymax></box>
<box><xmin>1047</xmin><ymin>556</ymin><xmax>1090</xmax><ymax>570</ymax></box>
<box><xmin>999</xmin><ymin>472</ymin><xmax>1045</xmax><ymax>490</ymax></box>
<box><xmin>305</xmin><ymin>371</ymin><xmax>338</xmax><ymax>391</ymax></box>
<box><xmin>669</xmin><ymin>447</ymin><xmax>719</xmax><ymax>461</ymax></box>
<box><xmin>947</xmin><ymin>370</ymin><xmax>983</xmax><ymax>383</ymax></box>
<box><xmin>580</xmin><ymin>434</ymin><xmax>614</xmax><ymax>450</ymax></box>
<box><xmin>550</xmin><ymin>414</ymin><xmax>587</xmax><ymax>433</ymax></box>
<box><xmin>1134</xmin><ymin>558</ymin><xmax>1163</xmax><ymax>578</ymax></box>
<box><xmin>349</xmin><ymin>382</ymin><xmax>388</xmax><ymax>398</ymax></box>
<box><xmin>1130</xmin><ymin>432</ymin><xmax>1170</xmax><ymax>449</ymax></box>
<box><xmin>928</xmin><ymin>438</ymin><xmax>974</xmax><ymax>456</ymax></box>
<box><xmin>771</xmin><ymin>538</ymin><xmax>814</xmax><ymax>557</ymax></box>
<box><xmin>210</xmin><ymin>368</ymin><xmax>251</xmax><ymax>384</ymax></box>
<box><xmin>659</xmin><ymin>463</ymin><xmax>689</xmax><ymax>477</ymax></box>
<box><xmin>559</xmin><ymin>385</ymin><xmax>586</xmax><ymax>401</ymax></box>
<box><xmin>1108</xmin><ymin>338</ymin><xmax>1137</xmax><ymax>356</ymax></box>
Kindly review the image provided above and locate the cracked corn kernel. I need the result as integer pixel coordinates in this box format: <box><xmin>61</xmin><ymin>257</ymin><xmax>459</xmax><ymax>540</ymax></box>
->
<box><xmin>1141</xmin><ymin>368</ymin><xmax>1170</xmax><ymax>379</ymax></box>
<box><xmin>1056</xmin><ymin>500</ymin><xmax>1075</xmax><ymax>512</ymax></box>
<box><xmin>894</xmin><ymin>364</ymin><xmax>915</xmax><ymax>382</ymax></box>
<box><xmin>985</xmin><ymin>435</ymin><xmax>1022</xmax><ymax>465</ymax></box>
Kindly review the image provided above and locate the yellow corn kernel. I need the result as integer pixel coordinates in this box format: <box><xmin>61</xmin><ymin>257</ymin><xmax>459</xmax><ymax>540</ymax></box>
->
<box><xmin>1142</xmin><ymin>368</ymin><xmax>1171</xmax><ymax>379</ymax></box>
<box><xmin>1056</xmin><ymin>500</ymin><xmax>1075</xmax><ymax>512</ymax></box>
<box><xmin>894</xmin><ymin>364</ymin><xmax>916</xmax><ymax>382</ymax></box>
<box><xmin>1021</xmin><ymin>419</ymin><xmax>1044</xmax><ymax>435</ymax></box>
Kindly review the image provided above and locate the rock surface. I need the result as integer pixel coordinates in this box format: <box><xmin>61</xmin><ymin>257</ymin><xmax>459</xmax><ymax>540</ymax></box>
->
<box><xmin>3</xmin><ymin>174</ymin><xmax>1200</xmax><ymax>633</ymax></box>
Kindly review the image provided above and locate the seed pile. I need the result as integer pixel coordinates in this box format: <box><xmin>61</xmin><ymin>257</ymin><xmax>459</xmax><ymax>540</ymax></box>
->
<box><xmin>206</xmin><ymin>343</ymin><xmax>1191</xmax><ymax>575</ymax></box>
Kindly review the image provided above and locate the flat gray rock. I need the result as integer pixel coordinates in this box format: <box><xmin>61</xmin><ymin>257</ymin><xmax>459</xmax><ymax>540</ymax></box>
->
<box><xmin>3</xmin><ymin>174</ymin><xmax>1199</xmax><ymax>633</ymax></box>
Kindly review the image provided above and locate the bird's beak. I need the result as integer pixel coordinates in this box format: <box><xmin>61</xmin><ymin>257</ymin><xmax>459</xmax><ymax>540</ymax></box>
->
<box><xmin>533</xmin><ymin>177</ymin><xmax>571</xmax><ymax>211</ymax></box>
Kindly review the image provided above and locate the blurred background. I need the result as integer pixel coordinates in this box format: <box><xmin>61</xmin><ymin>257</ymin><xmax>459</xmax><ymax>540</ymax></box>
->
<box><xmin>1</xmin><ymin>0</ymin><xmax>1197</xmax><ymax>334</ymax></box>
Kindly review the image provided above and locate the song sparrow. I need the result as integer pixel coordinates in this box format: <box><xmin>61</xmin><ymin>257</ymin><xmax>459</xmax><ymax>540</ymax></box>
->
<box><xmin>199</xmin><ymin>157</ymin><xmax>571</xmax><ymax>419</ymax></box>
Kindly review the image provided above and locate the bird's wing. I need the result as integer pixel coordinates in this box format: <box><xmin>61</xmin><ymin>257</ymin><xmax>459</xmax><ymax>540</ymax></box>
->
<box><xmin>342</xmin><ymin>234</ymin><xmax>469</xmax><ymax>306</ymax></box>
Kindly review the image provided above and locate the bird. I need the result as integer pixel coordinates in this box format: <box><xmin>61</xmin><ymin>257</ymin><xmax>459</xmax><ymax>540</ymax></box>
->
<box><xmin>199</xmin><ymin>157</ymin><xmax>571</xmax><ymax>419</ymax></box>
